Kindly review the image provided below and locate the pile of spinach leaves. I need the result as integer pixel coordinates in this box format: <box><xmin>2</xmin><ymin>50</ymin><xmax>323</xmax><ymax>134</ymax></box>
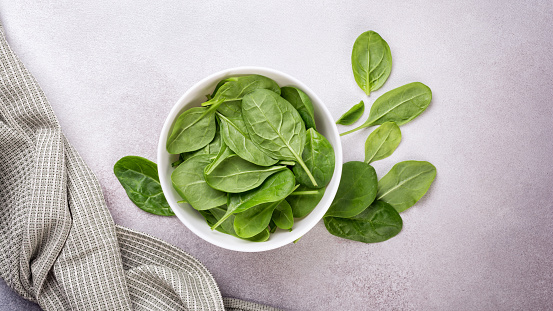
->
<box><xmin>120</xmin><ymin>75</ymin><xmax>336</xmax><ymax>242</ymax></box>
<box><xmin>326</xmin><ymin>30</ymin><xmax>436</xmax><ymax>243</ymax></box>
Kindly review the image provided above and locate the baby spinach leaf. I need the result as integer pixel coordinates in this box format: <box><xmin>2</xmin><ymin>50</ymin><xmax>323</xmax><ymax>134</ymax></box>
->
<box><xmin>171</xmin><ymin>154</ymin><xmax>227</xmax><ymax>211</ymax></box>
<box><xmin>205</xmin><ymin>154</ymin><xmax>287</xmax><ymax>193</ymax></box>
<box><xmin>292</xmin><ymin>128</ymin><xmax>335</xmax><ymax>189</ymax></box>
<box><xmin>211</xmin><ymin>169</ymin><xmax>296</xmax><ymax>230</ymax></box>
<box><xmin>242</xmin><ymin>89</ymin><xmax>318</xmax><ymax>187</ymax></box>
<box><xmin>203</xmin><ymin>74</ymin><xmax>281</xmax><ymax>107</ymax></box>
<box><xmin>178</xmin><ymin>125</ymin><xmax>224</xmax><ymax>165</ymax></box>
<box><xmin>271</xmin><ymin>200</ymin><xmax>294</xmax><ymax>230</ymax></box>
<box><xmin>336</xmin><ymin>101</ymin><xmax>365</xmax><ymax>125</ymax></box>
<box><xmin>351</xmin><ymin>30</ymin><xmax>392</xmax><ymax>96</ymax></box>
<box><xmin>280</xmin><ymin>86</ymin><xmax>316</xmax><ymax>130</ymax></box>
<box><xmin>286</xmin><ymin>185</ymin><xmax>326</xmax><ymax>218</ymax></box>
<box><xmin>325</xmin><ymin>161</ymin><xmax>378</xmax><ymax>218</ymax></box>
<box><xmin>208</xmin><ymin>206</ymin><xmax>270</xmax><ymax>242</ymax></box>
<box><xmin>341</xmin><ymin>82</ymin><xmax>432</xmax><ymax>136</ymax></box>
<box><xmin>204</xmin><ymin>143</ymin><xmax>234</xmax><ymax>175</ymax></box>
<box><xmin>234</xmin><ymin>201</ymin><xmax>281</xmax><ymax>238</ymax></box>
<box><xmin>211</xmin><ymin>77</ymin><xmax>238</xmax><ymax>98</ymax></box>
<box><xmin>376</xmin><ymin>160</ymin><xmax>436</xmax><ymax>212</ymax></box>
<box><xmin>166</xmin><ymin>106</ymin><xmax>218</xmax><ymax>154</ymax></box>
<box><xmin>324</xmin><ymin>200</ymin><xmax>402</xmax><ymax>243</ymax></box>
<box><xmin>217</xmin><ymin>108</ymin><xmax>278</xmax><ymax>166</ymax></box>
<box><xmin>114</xmin><ymin>156</ymin><xmax>174</xmax><ymax>216</ymax></box>
<box><xmin>364</xmin><ymin>121</ymin><xmax>401</xmax><ymax>163</ymax></box>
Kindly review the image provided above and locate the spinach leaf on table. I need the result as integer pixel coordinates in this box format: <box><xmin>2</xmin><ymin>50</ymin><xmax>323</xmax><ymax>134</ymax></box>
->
<box><xmin>364</xmin><ymin>121</ymin><xmax>401</xmax><ymax>163</ymax></box>
<box><xmin>217</xmin><ymin>102</ymin><xmax>278</xmax><ymax>166</ymax></box>
<box><xmin>114</xmin><ymin>156</ymin><xmax>174</xmax><ymax>216</ymax></box>
<box><xmin>341</xmin><ymin>82</ymin><xmax>432</xmax><ymax>136</ymax></box>
<box><xmin>241</xmin><ymin>89</ymin><xmax>318</xmax><ymax>187</ymax></box>
<box><xmin>271</xmin><ymin>200</ymin><xmax>294</xmax><ymax>230</ymax></box>
<box><xmin>211</xmin><ymin>169</ymin><xmax>296</xmax><ymax>230</ymax></box>
<box><xmin>287</xmin><ymin>186</ymin><xmax>326</xmax><ymax>218</ymax></box>
<box><xmin>376</xmin><ymin>160</ymin><xmax>436</xmax><ymax>212</ymax></box>
<box><xmin>325</xmin><ymin>161</ymin><xmax>378</xmax><ymax>218</ymax></box>
<box><xmin>280</xmin><ymin>86</ymin><xmax>317</xmax><ymax>130</ymax></box>
<box><xmin>336</xmin><ymin>101</ymin><xmax>365</xmax><ymax>125</ymax></box>
<box><xmin>324</xmin><ymin>200</ymin><xmax>402</xmax><ymax>243</ymax></box>
<box><xmin>292</xmin><ymin>128</ymin><xmax>335</xmax><ymax>189</ymax></box>
<box><xmin>205</xmin><ymin>154</ymin><xmax>287</xmax><ymax>193</ymax></box>
<box><xmin>166</xmin><ymin>106</ymin><xmax>217</xmax><ymax>154</ymax></box>
<box><xmin>351</xmin><ymin>30</ymin><xmax>392</xmax><ymax>96</ymax></box>
<box><xmin>171</xmin><ymin>154</ymin><xmax>227</xmax><ymax>211</ymax></box>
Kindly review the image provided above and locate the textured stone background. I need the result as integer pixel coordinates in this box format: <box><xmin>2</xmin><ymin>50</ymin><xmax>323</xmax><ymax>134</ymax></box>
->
<box><xmin>1</xmin><ymin>1</ymin><xmax>552</xmax><ymax>310</ymax></box>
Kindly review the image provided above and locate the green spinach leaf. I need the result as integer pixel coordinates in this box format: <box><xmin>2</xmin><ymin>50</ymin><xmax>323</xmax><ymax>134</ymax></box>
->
<box><xmin>234</xmin><ymin>201</ymin><xmax>281</xmax><ymax>238</ymax></box>
<box><xmin>351</xmin><ymin>30</ymin><xmax>392</xmax><ymax>96</ymax></box>
<box><xmin>203</xmin><ymin>74</ymin><xmax>281</xmax><ymax>107</ymax></box>
<box><xmin>364</xmin><ymin>121</ymin><xmax>401</xmax><ymax>163</ymax></box>
<box><xmin>166</xmin><ymin>106</ymin><xmax>218</xmax><ymax>154</ymax></box>
<box><xmin>336</xmin><ymin>101</ymin><xmax>365</xmax><ymax>125</ymax></box>
<box><xmin>292</xmin><ymin>128</ymin><xmax>335</xmax><ymax>189</ymax></box>
<box><xmin>242</xmin><ymin>89</ymin><xmax>318</xmax><ymax>187</ymax></box>
<box><xmin>324</xmin><ymin>200</ymin><xmax>402</xmax><ymax>243</ymax></box>
<box><xmin>287</xmin><ymin>186</ymin><xmax>326</xmax><ymax>218</ymax></box>
<box><xmin>114</xmin><ymin>156</ymin><xmax>174</xmax><ymax>216</ymax></box>
<box><xmin>208</xmin><ymin>206</ymin><xmax>270</xmax><ymax>242</ymax></box>
<box><xmin>325</xmin><ymin>161</ymin><xmax>378</xmax><ymax>218</ymax></box>
<box><xmin>280</xmin><ymin>86</ymin><xmax>316</xmax><ymax>130</ymax></box>
<box><xmin>205</xmin><ymin>154</ymin><xmax>287</xmax><ymax>193</ymax></box>
<box><xmin>341</xmin><ymin>82</ymin><xmax>432</xmax><ymax>136</ymax></box>
<box><xmin>171</xmin><ymin>154</ymin><xmax>227</xmax><ymax>210</ymax></box>
<box><xmin>376</xmin><ymin>160</ymin><xmax>436</xmax><ymax>212</ymax></box>
<box><xmin>211</xmin><ymin>169</ymin><xmax>296</xmax><ymax>230</ymax></box>
<box><xmin>271</xmin><ymin>200</ymin><xmax>294</xmax><ymax>230</ymax></box>
<box><xmin>217</xmin><ymin>104</ymin><xmax>278</xmax><ymax>166</ymax></box>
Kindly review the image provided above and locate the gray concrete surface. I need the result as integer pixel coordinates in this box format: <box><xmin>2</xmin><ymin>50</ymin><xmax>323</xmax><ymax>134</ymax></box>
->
<box><xmin>1</xmin><ymin>1</ymin><xmax>552</xmax><ymax>310</ymax></box>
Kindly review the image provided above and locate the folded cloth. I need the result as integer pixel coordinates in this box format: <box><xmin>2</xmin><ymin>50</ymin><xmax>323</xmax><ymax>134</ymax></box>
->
<box><xmin>0</xmin><ymin>22</ymin><xmax>279</xmax><ymax>311</ymax></box>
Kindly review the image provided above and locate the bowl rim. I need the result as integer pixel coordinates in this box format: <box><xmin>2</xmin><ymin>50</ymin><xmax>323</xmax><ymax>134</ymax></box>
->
<box><xmin>157</xmin><ymin>66</ymin><xmax>343</xmax><ymax>252</ymax></box>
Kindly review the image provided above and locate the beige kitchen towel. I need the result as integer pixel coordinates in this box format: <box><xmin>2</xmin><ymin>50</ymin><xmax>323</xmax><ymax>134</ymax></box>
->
<box><xmin>0</xmin><ymin>22</ymin><xmax>279</xmax><ymax>311</ymax></box>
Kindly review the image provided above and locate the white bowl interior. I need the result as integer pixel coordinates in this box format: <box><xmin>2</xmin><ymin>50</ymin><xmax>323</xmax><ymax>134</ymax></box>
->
<box><xmin>158</xmin><ymin>67</ymin><xmax>343</xmax><ymax>252</ymax></box>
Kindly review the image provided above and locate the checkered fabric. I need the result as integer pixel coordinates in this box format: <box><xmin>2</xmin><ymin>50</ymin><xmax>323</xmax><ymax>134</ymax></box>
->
<box><xmin>0</xmin><ymin>23</ymin><xmax>279</xmax><ymax>311</ymax></box>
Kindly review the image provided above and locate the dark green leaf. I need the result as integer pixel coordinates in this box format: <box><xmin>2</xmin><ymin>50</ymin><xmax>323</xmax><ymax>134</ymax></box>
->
<box><xmin>211</xmin><ymin>169</ymin><xmax>296</xmax><ymax>230</ymax></box>
<box><xmin>281</xmin><ymin>86</ymin><xmax>316</xmax><ymax>130</ymax></box>
<box><xmin>325</xmin><ymin>161</ymin><xmax>377</xmax><ymax>218</ymax></box>
<box><xmin>287</xmin><ymin>186</ymin><xmax>326</xmax><ymax>218</ymax></box>
<box><xmin>242</xmin><ymin>89</ymin><xmax>318</xmax><ymax>187</ymax></box>
<box><xmin>114</xmin><ymin>156</ymin><xmax>174</xmax><ymax>216</ymax></box>
<box><xmin>166</xmin><ymin>106</ymin><xmax>217</xmax><ymax>154</ymax></box>
<box><xmin>376</xmin><ymin>160</ymin><xmax>436</xmax><ymax>212</ymax></box>
<box><xmin>205</xmin><ymin>154</ymin><xmax>287</xmax><ymax>193</ymax></box>
<box><xmin>293</xmin><ymin>128</ymin><xmax>335</xmax><ymax>189</ymax></box>
<box><xmin>208</xmin><ymin>206</ymin><xmax>270</xmax><ymax>242</ymax></box>
<box><xmin>324</xmin><ymin>200</ymin><xmax>402</xmax><ymax>243</ymax></box>
<box><xmin>217</xmin><ymin>103</ymin><xmax>278</xmax><ymax>166</ymax></box>
<box><xmin>336</xmin><ymin>101</ymin><xmax>365</xmax><ymax>125</ymax></box>
<box><xmin>171</xmin><ymin>154</ymin><xmax>227</xmax><ymax>210</ymax></box>
<box><xmin>271</xmin><ymin>200</ymin><xmax>294</xmax><ymax>230</ymax></box>
<box><xmin>234</xmin><ymin>201</ymin><xmax>281</xmax><ymax>238</ymax></box>
<box><xmin>351</xmin><ymin>30</ymin><xmax>392</xmax><ymax>96</ymax></box>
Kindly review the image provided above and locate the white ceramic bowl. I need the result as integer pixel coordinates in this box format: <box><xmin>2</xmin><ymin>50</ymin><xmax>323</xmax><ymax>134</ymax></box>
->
<box><xmin>158</xmin><ymin>66</ymin><xmax>342</xmax><ymax>252</ymax></box>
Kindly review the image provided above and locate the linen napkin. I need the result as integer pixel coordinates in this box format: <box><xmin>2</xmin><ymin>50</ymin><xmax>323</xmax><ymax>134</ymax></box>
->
<box><xmin>0</xmin><ymin>22</ymin><xmax>278</xmax><ymax>311</ymax></box>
